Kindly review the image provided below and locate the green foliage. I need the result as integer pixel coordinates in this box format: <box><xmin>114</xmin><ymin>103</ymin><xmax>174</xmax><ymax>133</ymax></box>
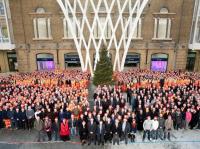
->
<box><xmin>93</xmin><ymin>48</ymin><xmax>113</xmax><ymax>86</ymax></box>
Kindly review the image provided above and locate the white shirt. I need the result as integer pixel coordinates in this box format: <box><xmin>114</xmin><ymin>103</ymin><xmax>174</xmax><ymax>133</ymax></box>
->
<box><xmin>35</xmin><ymin>111</ymin><xmax>41</xmax><ymax>119</ymax></box>
<box><xmin>152</xmin><ymin>120</ymin><xmax>159</xmax><ymax>130</ymax></box>
<box><xmin>122</xmin><ymin>122</ymin><xmax>126</xmax><ymax>132</ymax></box>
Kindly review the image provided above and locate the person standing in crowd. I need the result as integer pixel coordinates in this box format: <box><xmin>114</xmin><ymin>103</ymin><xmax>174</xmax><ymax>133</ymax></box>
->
<box><xmin>137</xmin><ymin>110</ymin><xmax>145</xmax><ymax>131</ymax></box>
<box><xmin>185</xmin><ymin>109</ymin><xmax>192</xmax><ymax>130</ymax></box>
<box><xmin>197</xmin><ymin>107</ymin><xmax>200</xmax><ymax>129</ymax></box>
<box><xmin>175</xmin><ymin>109</ymin><xmax>182</xmax><ymax>130</ymax></box>
<box><xmin>126</xmin><ymin>86</ymin><xmax>132</xmax><ymax>104</ymax></box>
<box><xmin>7</xmin><ymin>107</ymin><xmax>15</xmax><ymax>130</ymax></box>
<box><xmin>112</xmin><ymin>119</ymin><xmax>121</xmax><ymax>145</ymax></box>
<box><xmin>0</xmin><ymin>107</ymin><xmax>4</xmax><ymax>129</ymax></box>
<box><xmin>160</xmin><ymin>76</ymin><xmax>165</xmax><ymax>88</ymax></box>
<box><xmin>157</xmin><ymin>113</ymin><xmax>165</xmax><ymax>140</ymax></box>
<box><xmin>87</xmin><ymin>118</ymin><xmax>97</xmax><ymax>145</ymax></box>
<box><xmin>14</xmin><ymin>108</ymin><xmax>21</xmax><ymax>129</ymax></box>
<box><xmin>130</xmin><ymin>119</ymin><xmax>137</xmax><ymax>142</ymax></box>
<box><xmin>143</xmin><ymin>116</ymin><xmax>152</xmax><ymax>141</ymax></box>
<box><xmin>52</xmin><ymin>117</ymin><xmax>60</xmax><ymax>141</ymax></box>
<box><xmin>105</xmin><ymin>117</ymin><xmax>113</xmax><ymax>143</ymax></box>
<box><xmin>68</xmin><ymin>114</ymin><xmax>77</xmax><ymax>136</ymax></box>
<box><xmin>190</xmin><ymin>109</ymin><xmax>198</xmax><ymax>129</ymax></box>
<box><xmin>20</xmin><ymin>108</ymin><xmax>27</xmax><ymax>130</ymax></box>
<box><xmin>79</xmin><ymin>121</ymin><xmax>88</xmax><ymax>145</ymax></box>
<box><xmin>26</xmin><ymin>106</ymin><xmax>35</xmax><ymax>131</ymax></box>
<box><xmin>181</xmin><ymin>108</ymin><xmax>186</xmax><ymax>129</ymax></box>
<box><xmin>121</xmin><ymin>118</ymin><xmax>130</xmax><ymax>145</ymax></box>
<box><xmin>151</xmin><ymin>116</ymin><xmax>159</xmax><ymax>141</ymax></box>
<box><xmin>164</xmin><ymin>115</ymin><xmax>174</xmax><ymax>141</ymax></box>
<box><xmin>34</xmin><ymin>116</ymin><xmax>44</xmax><ymax>142</ymax></box>
<box><xmin>60</xmin><ymin>118</ymin><xmax>70</xmax><ymax>141</ymax></box>
<box><xmin>131</xmin><ymin>93</ymin><xmax>137</xmax><ymax>111</ymax></box>
<box><xmin>96</xmin><ymin>120</ymin><xmax>105</xmax><ymax>145</ymax></box>
<box><xmin>44</xmin><ymin>116</ymin><xmax>52</xmax><ymax>141</ymax></box>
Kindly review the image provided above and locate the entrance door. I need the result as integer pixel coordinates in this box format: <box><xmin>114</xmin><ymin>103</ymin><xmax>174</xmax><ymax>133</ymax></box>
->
<box><xmin>186</xmin><ymin>52</ymin><xmax>196</xmax><ymax>71</ymax></box>
<box><xmin>125</xmin><ymin>53</ymin><xmax>140</xmax><ymax>68</ymax></box>
<box><xmin>151</xmin><ymin>53</ymin><xmax>168</xmax><ymax>72</ymax></box>
<box><xmin>64</xmin><ymin>53</ymin><xmax>81</xmax><ymax>68</ymax></box>
<box><xmin>36</xmin><ymin>53</ymin><xmax>55</xmax><ymax>70</ymax></box>
<box><xmin>7</xmin><ymin>52</ymin><xmax>18</xmax><ymax>71</ymax></box>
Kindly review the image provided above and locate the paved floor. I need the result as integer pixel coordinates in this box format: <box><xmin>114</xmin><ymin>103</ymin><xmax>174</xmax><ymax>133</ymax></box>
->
<box><xmin>0</xmin><ymin>129</ymin><xmax>200</xmax><ymax>149</ymax></box>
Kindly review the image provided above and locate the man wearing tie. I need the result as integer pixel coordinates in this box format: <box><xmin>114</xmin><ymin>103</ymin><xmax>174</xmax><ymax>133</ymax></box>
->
<box><xmin>88</xmin><ymin>118</ymin><xmax>97</xmax><ymax>145</ymax></box>
<box><xmin>95</xmin><ymin>97</ymin><xmax>102</xmax><ymax>111</ymax></box>
<box><xmin>97</xmin><ymin>120</ymin><xmax>105</xmax><ymax>145</ymax></box>
<box><xmin>121</xmin><ymin>118</ymin><xmax>130</xmax><ymax>145</ymax></box>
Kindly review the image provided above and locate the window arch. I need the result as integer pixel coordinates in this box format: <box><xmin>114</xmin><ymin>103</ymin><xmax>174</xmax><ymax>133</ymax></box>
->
<box><xmin>35</xmin><ymin>7</ymin><xmax>46</xmax><ymax>13</ymax></box>
<box><xmin>33</xmin><ymin>8</ymin><xmax>52</xmax><ymax>39</ymax></box>
<box><xmin>160</xmin><ymin>7</ymin><xmax>169</xmax><ymax>14</ymax></box>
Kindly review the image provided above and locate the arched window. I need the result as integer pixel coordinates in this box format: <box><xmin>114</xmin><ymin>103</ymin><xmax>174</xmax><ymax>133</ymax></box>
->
<box><xmin>33</xmin><ymin>8</ymin><xmax>52</xmax><ymax>39</ymax></box>
<box><xmin>153</xmin><ymin>8</ymin><xmax>171</xmax><ymax>39</ymax></box>
<box><xmin>36</xmin><ymin>53</ymin><xmax>55</xmax><ymax>70</ymax></box>
<box><xmin>160</xmin><ymin>8</ymin><xmax>169</xmax><ymax>14</ymax></box>
<box><xmin>151</xmin><ymin>53</ymin><xmax>168</xmax><ymax>72</ymax></box>
<box><xmin>36</xmin><ymin>7</ymin><xmax>46</xmax><ymax>13</ymax></box>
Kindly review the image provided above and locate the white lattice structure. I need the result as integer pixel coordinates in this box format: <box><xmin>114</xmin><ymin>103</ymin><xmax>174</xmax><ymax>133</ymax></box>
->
<box><xmin>57</xmin><ymin>0</ymin><xmax>149</xmax><ymax>75</ymax></box>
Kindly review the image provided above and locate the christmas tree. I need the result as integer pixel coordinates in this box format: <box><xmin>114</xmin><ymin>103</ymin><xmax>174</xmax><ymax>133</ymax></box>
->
<box><xmin>93</xmin><ymin>47</ymin><xmax>113</xmax><ymax>86</ymax></box>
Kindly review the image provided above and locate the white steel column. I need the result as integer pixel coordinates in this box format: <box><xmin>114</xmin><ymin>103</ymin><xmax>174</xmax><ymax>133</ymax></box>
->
<box><xmin>57</xmin><ymin>0</ymin><xmax>85</xmax><ymax>72</ymax></box>
<box><xmin>57</xmin><ymin>0</ymin><xmax>149</xmax><ymax>74</ymax></box>
<box><xmin>120</xmin><ymin>0</ymin><xmax>149</xmax><ymax>71</ymax></box>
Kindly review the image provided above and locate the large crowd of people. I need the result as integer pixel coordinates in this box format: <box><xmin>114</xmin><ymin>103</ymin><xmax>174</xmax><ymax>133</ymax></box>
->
<box><xmin>0</xmin><ymin>69</ymin><xmax>200</xmax><ymax>145</ymax></box>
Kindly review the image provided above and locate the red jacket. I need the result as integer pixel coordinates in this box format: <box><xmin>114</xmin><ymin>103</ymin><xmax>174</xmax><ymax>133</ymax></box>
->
<box><xmin>60</xmin><ymin>122</ymin><xmax>70</xmax><ymax>136</ymax></box>
<box><xmin>185</xmin><ymin>112</ymin><xmax>192</xmax><ymax>122</ymax></box>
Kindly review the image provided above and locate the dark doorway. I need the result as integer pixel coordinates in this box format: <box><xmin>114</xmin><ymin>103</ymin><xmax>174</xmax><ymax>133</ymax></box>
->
<box><xmin>186</xmin><ymin>51</ymin><xmax>196</xmax><ymax>71</ymax></box>
<box><xmin>7</xmin><ymin>52</ymin><xmax>18</xmax><ymax>72</ymax></box>
<box><xmin>64</xmin><ymin>53</ymin><xmax>81</xmax><ymax>68</ymax></box>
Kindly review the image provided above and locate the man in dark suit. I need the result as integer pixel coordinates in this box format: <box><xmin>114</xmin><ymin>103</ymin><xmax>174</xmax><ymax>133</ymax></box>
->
<box><xmin>126</xmin><ymin>86</ymin><xmax>132</xmax><ymax>104</ymax></box>
<box><xmin>160</xmin><ymin>77</ymin><xmax>165</xmax><ymax>88</ymax></box>
<box><xmin>112</xmin><ymin>119</ymin><xmax>121</xmax><ymax>145</ymax></box>
<box><xmin>96</xmin><ymin>120</ymin><xmax>105</xmax><ymax>145</ymax></box>
<box><xmin>121</xmin><ymin>118</ymin><xmax>131</xmax><ymax>145</ymax></box>
<box><xmin>95</xmin><ymin>97</ymin><xmax>102</xmax><ymax>110</ymax></box>
<box><xmin>87</xmin><ymin>118</ymin><xmax>97</xmax><ymax>145</ymax></box>
<box><xmin>105</xmin><ymin>117</ymin><xmax>113</xmax><ymax>143</ymax></box>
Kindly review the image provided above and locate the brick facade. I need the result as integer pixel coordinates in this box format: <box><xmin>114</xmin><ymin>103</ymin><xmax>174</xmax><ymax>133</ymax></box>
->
<box><xmin>0</xmin><ymin>0</ymin><xmax>195</xmax><ymax>73</ymax></box>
